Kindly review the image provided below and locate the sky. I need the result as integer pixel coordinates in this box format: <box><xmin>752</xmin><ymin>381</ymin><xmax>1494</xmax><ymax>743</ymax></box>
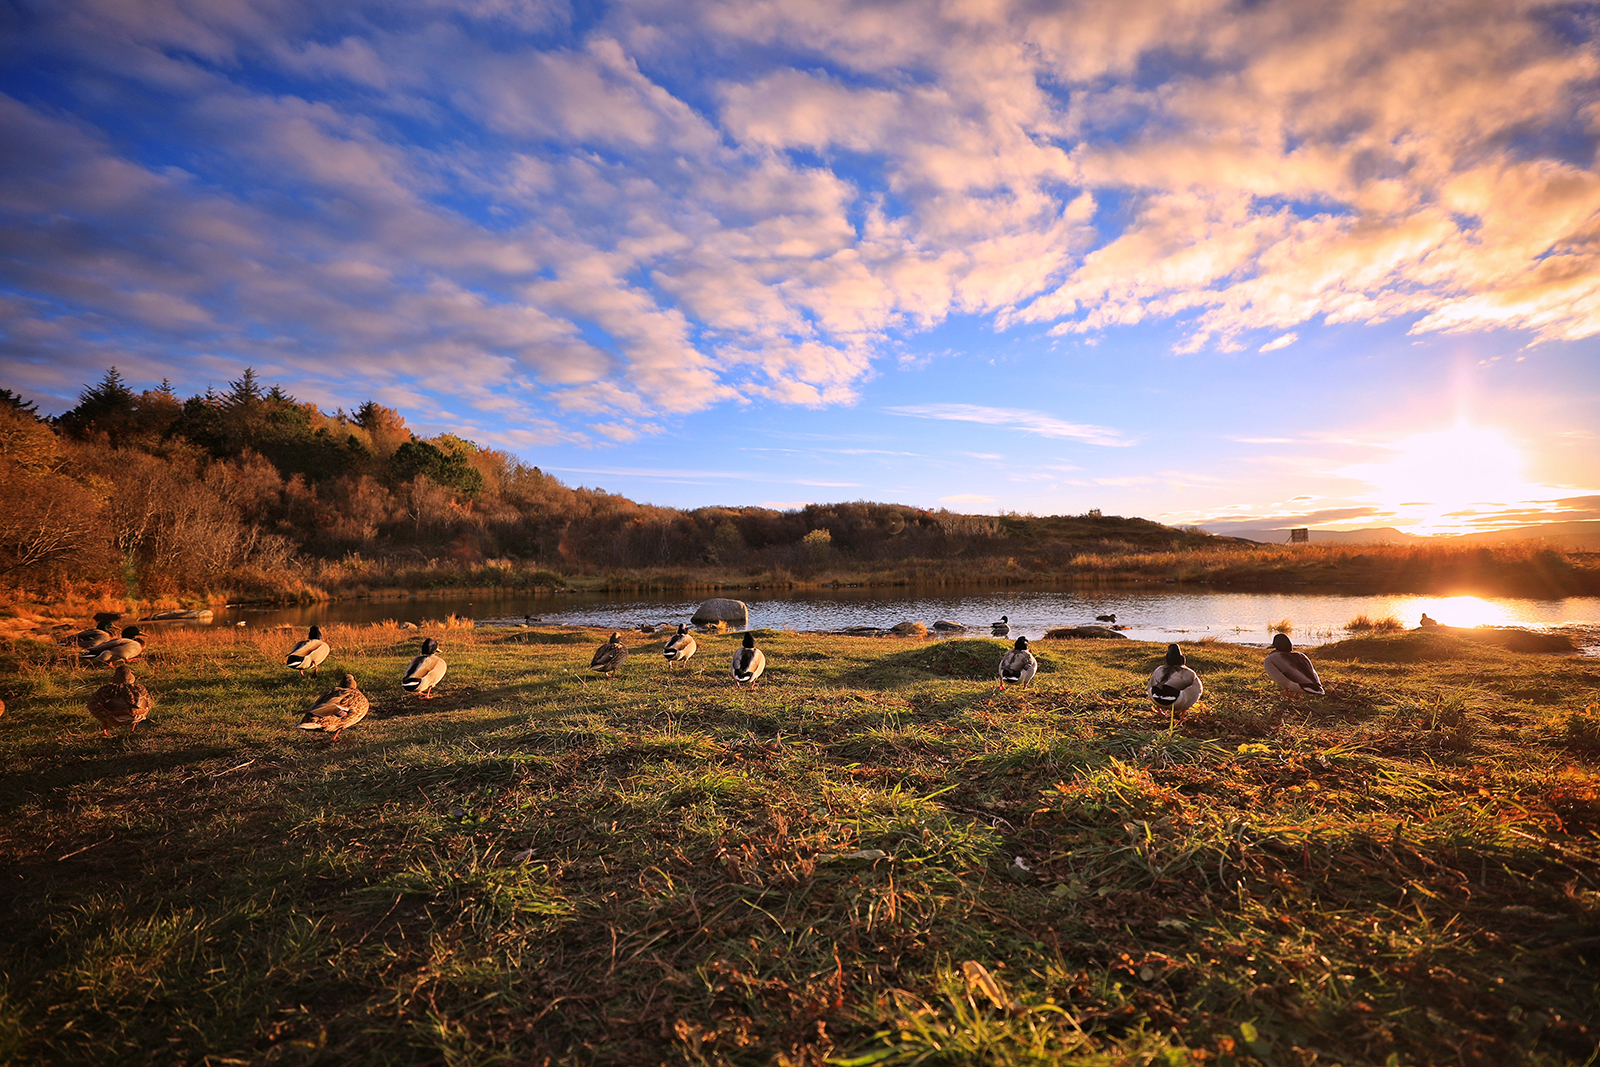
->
<box><xmin>2</xmin><ymin>0</ymin><xmax>1599</xmax><ymax>537</ymax></box>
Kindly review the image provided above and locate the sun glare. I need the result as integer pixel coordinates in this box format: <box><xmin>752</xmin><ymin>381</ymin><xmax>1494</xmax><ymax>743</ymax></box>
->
<box><xmin>1342</xmin><ymin>424</ymin><xmax>1542</xmax><ymax>535</ymax></box>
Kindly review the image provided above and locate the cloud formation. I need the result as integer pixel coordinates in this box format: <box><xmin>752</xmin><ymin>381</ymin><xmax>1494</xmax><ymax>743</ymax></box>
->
<box><xmin>1</xmin><ymin>0</ymin><xmax>1596</xmax><ymax>438</ymax></box>
<box><xmin>885</xmin><ymin>404</ymin><xmax>1131</xmax><ymax>446</ymax></box>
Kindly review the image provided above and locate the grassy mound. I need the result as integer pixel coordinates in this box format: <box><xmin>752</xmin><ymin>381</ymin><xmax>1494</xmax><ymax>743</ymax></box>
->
<box><xmin>1322</xmin><ymin>627</ymin><xmax>1576</xmax><ymax>661</ymax></box>
<box><xmin>843</xmin><ymin>638</ymin><xmax>1057</xmax><ymax>685</ymax></box>
<box><xmin>492</xmin><ymin>628</ymin><xmax>599</xmax><ymax>645</ymax></box>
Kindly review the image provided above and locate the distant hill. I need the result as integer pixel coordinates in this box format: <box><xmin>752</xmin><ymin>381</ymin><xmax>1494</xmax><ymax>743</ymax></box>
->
<box><xmin>1216</xmin><ymin>522</ymin><xmax>1600</xmax><ymax>550</ymax></box>
<box><xmin>1218</xmin><ymin>526</ymin><xmax>1421</xmax><ymax>545</ymax></box>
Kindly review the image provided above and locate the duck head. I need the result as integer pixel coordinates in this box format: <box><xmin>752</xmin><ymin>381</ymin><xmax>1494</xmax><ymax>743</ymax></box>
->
<box><xmin>1165</xmin><ymin>643</ymin><xmax>1185</xmax><ymax>667</ymax></box>
<box><xmin>121</xmin><ymin>626</ymin><xmax>143</xmax><ymax>639</ymax></box>
<box><xmin>340</xmin><ymin>673</ymin><xmax>359</xmax><ymax>688</ymax></box>
<box><xmin>742</xmin><ymin>631</ymin><xmax>756</xmax><ymax>648</ymax></box>
<box><xmin>1271</xmin><ymin>633</ymin><xmax>1293</xmax><ymax>653</ymax></box>
<box><xmin>309</xmin><ymin>625</ymin><xmax>323</xmax><ymax>640</ymax></box>
<box><xmin>113</xmin><ymin>664</ymin><xmax>136</xmax><ymax>684</ymax></box>
<box><xmin>1012</xmin><ymin>636</ymin><xmax>1029</xmax><ymax>651</ymax></box>
<box><xmin>421</xmin><ymin>637</ymin><xmax>439</xmax><ymax>655</ymax></box>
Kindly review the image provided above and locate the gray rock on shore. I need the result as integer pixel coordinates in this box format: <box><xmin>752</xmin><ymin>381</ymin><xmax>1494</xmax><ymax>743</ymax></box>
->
<box><xmin>691</xmin><ymin>598</ymin><xmax>749</xmax><ymax>626</ymax></box>
<box><xmin>1043</xmin><ymin>625</ymin><xmax>1128</xmax><ymax>640</ymax></box>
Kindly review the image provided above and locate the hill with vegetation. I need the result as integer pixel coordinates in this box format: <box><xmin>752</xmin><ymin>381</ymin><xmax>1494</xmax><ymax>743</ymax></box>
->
<box><xmin>2</xmin><ymin>368</ymin><xmax>1598</xmax><ymax>608</ymax></box>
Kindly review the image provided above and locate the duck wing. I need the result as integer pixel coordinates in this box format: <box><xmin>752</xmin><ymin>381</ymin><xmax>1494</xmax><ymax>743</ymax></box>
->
<box><xmin>590</xmin><ymin>642</ymin><xmax>626</xmax><ymax>670</ymax></box>
<box><xmin>300</xmin><ymin>684</ymin><xmax>370</xmax><ymax>729</ymax></box>
<box><xmin>88</xmin><ymin>681</ymin><xmax>151</xmax><ymax>726</ymax></box>
<box><xmin>1266</xmin><ymin>651</ymin><xmax>1325</xmax><ymax>694</ymax></box>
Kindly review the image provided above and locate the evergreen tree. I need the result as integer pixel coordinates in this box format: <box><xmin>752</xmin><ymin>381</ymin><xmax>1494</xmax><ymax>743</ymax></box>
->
<box><xmin>59</xmin><ymin>367</ymin><xmax>138</xmax><ymax>437</ymax></box>
<box><xmin>0</xmin><ymin>388</ymin><xmax>39</xmax><ymax>419</ymax></box>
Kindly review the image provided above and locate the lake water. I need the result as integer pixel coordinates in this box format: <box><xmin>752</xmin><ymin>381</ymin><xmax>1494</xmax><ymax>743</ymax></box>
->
<box><xmin>217</xmin><ymin>587</ymin><xmax>1600</xmax><ymax>651</ymax></box>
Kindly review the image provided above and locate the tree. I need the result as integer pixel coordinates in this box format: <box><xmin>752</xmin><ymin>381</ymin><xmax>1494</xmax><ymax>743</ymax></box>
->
<box><xmin>0</xmin><ymin>388</ymin><xmax>39</xmax><ymax>418</ymax></box>
<box><xmin>390</xmin><ymin>439</ymin><xmax>484</xmax><ymax>497</ymax></box>
<box><xmin>58</xmin><ymin>367</ymin><xmax>138</xmax><ymax>438</ymax></box>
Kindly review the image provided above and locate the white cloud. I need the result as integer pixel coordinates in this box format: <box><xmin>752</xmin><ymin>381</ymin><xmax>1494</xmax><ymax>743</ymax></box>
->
<box><xmin>3</xmin><ymin>0</ymin><xmax>1599</xmax><ymax>440</ymax></box>
<box><xmin>885</xmin><ymin>404</ymin><xmax>1132</xmax><ymax>446</ymax></box>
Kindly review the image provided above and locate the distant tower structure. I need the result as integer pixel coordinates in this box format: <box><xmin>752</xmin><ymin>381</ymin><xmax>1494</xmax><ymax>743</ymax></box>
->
<box><xmin>1288</xmin><ymin>528</ymin><xmax>1310</xmax><ymax>544</ymax></box>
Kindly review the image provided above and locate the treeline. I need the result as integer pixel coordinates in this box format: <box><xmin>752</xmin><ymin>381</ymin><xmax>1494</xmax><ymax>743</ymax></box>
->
<box><xmin>0</xmin><ymin>368</ymin><xmax>1229</xmax><ymax>603</ymax></box>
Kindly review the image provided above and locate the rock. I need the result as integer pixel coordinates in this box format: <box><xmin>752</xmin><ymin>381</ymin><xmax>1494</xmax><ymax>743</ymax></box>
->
<box><xmin>890</xmin><ymin>620</ymin><xmax>928</xmax><ymax>637</ymax></box>
<box><xmin>932</xmin><ymin>620</ymin><xmax>966</xmax><ymax>632</ymax></box>
<box><xmin>143</xmin><ymin>609</ymin><xmax>214</xmax><ymax>622</ymax></box>
<box><xmin>1043</xmin><ymin>625</ymin><xmax>1128</xmax><ymax>640</ymax></box>
<box><xmin>691</xmin><ymin>598</ymin><xmax>749</xmax><ymax>625</ymax></box>
<box><xmin>839</xmin><ymin>626</ymin><xmax>885</xmax><ymax>637</ymax></box>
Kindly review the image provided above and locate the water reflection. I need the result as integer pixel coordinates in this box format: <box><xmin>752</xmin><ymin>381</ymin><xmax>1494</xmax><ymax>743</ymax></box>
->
<box><xmin>216</xmin><ymin>587</ymin><xmax>1600</xmax><ymax>650</ymax></box>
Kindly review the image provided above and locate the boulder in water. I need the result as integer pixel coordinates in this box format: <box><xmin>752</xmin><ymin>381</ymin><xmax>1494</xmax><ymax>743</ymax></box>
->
<box><xmin>691</xmin><ymin>598</ymin><xmax>749</xmax><ymax>625</ymax></box>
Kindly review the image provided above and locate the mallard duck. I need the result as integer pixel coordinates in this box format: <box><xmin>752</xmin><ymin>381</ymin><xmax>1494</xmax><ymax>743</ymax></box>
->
<box><xmin>1095</xmin><ymin>613</ymin><xmax>1117</xmax><ymax>623</ymax></box>
<box><xmin>590</xmin><ymin>633</ymin><xmax>628</xmax><ymax>677</ymax></box>
<box><xmin>87</xmin><ymin>663</ymin><xmax>151</xmax><ymax>736</ymax></box>
<box><xmin>285</xmin><ymin>625</ymin><xmax>330</xmax><ymax>678</ymax></box>
<box><xmin>1148</xmin><ymin>643</ymin><xmax>1203</xmax><ymax>724</ymax></box>
<box><xmin>69</xmin><ymin>612</ymin><xmax>123</xmax><ymax>650</ymax></box>
<box><xmin>998</xmin><ymin>635</ymin><xmax>1037</xmax><ymax>688</ymax></box>
<box><xmin>1419</xmin><ymin>613</ymin><xmax>1438</xmax><ymax>627</ymax></box>
<box><xmin>297</xmin><ymin>673</ymin><xmax>370</xmax><ymax>741</ymax></box>
<box><xmin>991</xmin><ymin>615</ymin><xmax>1010</xmax><ymax>637</ymax></box>
<box><xmin>662</xmin><ymin>623</ymin><xmax>697</xmax><ymax>668</ymax></box>
<box><xmin>81</xmin><ymin>626</ymin><xmax>146</xmax><ymax>666</ymax></box>
<box><xmin>732</xmin><ymin>631</ymin><xmax>765</xmax><ymax>688</ymax></box>
<box><xmin>401</xmin><ymin>638</ymin><xmax>447</xmax><ymax>698</ymax></box>
<box><xmin>1264</xmin><ymin>633</ymin><xmax>1325</xmax><ymax>698</ymax></box>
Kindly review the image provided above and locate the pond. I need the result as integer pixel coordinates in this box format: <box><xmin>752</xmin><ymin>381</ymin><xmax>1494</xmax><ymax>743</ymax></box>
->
<box><xmin>216</xmin><ymin>586</ymin><xmax>1600</xmax><ymax>651</ymax></box>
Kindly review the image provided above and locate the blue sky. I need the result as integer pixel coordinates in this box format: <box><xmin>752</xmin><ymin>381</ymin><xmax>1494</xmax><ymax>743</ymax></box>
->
<box><xmin>2</xmin><ymin>0</ymin><xmax>1598</xmax><ymax>535</ymax></box>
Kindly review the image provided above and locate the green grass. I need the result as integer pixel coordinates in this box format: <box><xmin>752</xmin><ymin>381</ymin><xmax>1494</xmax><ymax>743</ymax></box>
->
<box><xmin>2</xmin><ymin>624</ymin><xmax>1598</xmax><ymax>1065</ymax></box>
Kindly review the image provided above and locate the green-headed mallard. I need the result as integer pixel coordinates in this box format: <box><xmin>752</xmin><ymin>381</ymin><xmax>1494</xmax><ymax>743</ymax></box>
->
<box><xmin>1265</xmin><ymin>633</ymin><xmax>1325</xmax><ymax>698</ymax></box>
<box><xmin>662</xmin><ymin>623</ymin><xmax>696</xmax><ymax>668</ymax></box>
<box><xmin>991</xmin><ymin>614</ymin><xmax>1010</xmax><ymax>637</ymax></box>
<box><xmin>1148</xmin><ymin>643</ymin><xmax>1203</xmax><ymax>724</ymax></box>
<box><xmin>87</xmin><ymin>663</ymin><xmax>151</xmax><ymax>736</ymax></box>
<box><xmin>81</xmin><ymin>626</ymin><xmax>145</xmax><ymax>666</ymax></box>
<box><xmin>998</xmin><ymin>635</ymin><xmax>1037</xmax><ymax>688</ymax></box>
<box><xmin>401</xmin><ymin>638</ymin><xmax>447</xmax><ymax>698</ymax></box>
<box><xmin>731</xmin><ymin>631</ymin><xmax>765</xmax><ymax>689</ymax></box>
<box><xmin>590</xmin><ymin>632</ymin><xmax>628</xmax><ymax>678</ymax></box>
<box><xmin>297</xmin><ymin>673</ymin><xmax>370</xmax><ymax>741</ymax></box>
<box><xmin>69</xmin><ymin>612</ymin><xmax>123</xmax><ymax>650</ymax></box>
<box><xmin>285</xmin><ymin>625</ymin><xmax>330</xmax><ymax>678</ymax></box>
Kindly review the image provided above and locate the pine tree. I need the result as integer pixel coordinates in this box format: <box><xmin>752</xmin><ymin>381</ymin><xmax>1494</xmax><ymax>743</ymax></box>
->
<box><xmin>0</xmin><ymin>388</ymin><xmax>39</xmax><ymax>419</ymax></box>
<box><xmin>58</xmin><ymin>368</ymin><xmax>138</xmax><ymax>437</ymax></box>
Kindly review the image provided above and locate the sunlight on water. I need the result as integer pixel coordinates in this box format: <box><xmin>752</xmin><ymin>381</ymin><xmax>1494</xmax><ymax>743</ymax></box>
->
<box><xmin>1400</xmin><ymin>595</ymin><xmax>1520</xmax><ymax>628</ymax></box>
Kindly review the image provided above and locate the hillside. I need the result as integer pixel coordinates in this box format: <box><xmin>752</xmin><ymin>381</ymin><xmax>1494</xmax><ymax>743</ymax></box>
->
<box><xmin>0</xmin><ymin>369</ymin><xmax>1242</xmax><ymax>605</ymax></box>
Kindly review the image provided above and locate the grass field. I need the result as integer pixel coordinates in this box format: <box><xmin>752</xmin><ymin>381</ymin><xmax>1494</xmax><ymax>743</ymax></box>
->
<box><xmin>2</xmin><ymin>624</ymin><xmax>1598</xmax><ymax>1065</ymax></box>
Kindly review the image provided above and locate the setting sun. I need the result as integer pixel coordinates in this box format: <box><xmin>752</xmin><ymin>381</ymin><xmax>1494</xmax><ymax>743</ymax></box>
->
<box><xmin>1342</xmin><ymin>424</ymin><xmax>1542</xmax><ymax>534</ymax></box>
